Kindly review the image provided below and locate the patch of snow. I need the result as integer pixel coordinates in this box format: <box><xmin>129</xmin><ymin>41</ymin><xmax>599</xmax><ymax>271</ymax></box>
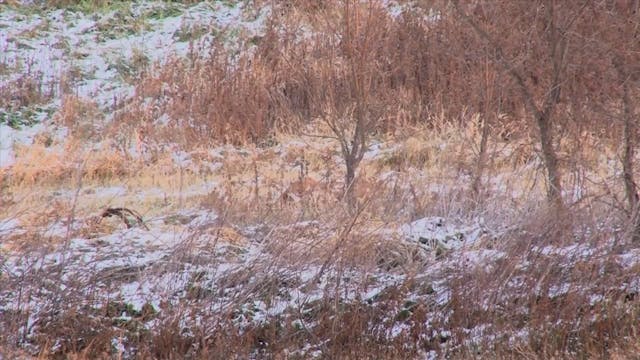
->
<box><xmin>508</xmin><ymin>327</ymin><xmax>530</xmax><ymax>346</ymax></box>
<box><xmin>111</xmin><ymin>337</ymin><xmax>126</xmax><ymax>356</ymax></box>
<box><xmin>171</xmin><ymin>149</ymin><xmax>192</xmax><ymax>167</ymax></box>
<box><xmin>92</xmin><ymin>185</ymin><xmax>128</xmax><ymax>198</ymax></box>
<box><xmin>433</xmin><ymin>280</ymin><xmax>451</xmax><ymax>306</ymax></box>
<box><xmin>589</xmin><ymin>294</ymin><xmax>604</xmax><ymax>306</ymax></box>
<box><xmin>42</xmin><ymin>220</ymin><xmax>78</xmax><ymax>238</ymax></box>
<box><xmin>548</xmin><ymin>283</ymin><xmax>571</xmax><ymax>298</ymax></box>
<box><xmin>455</xmin><ymin>249</ymin><xmax>505</xmax><ymax>268</ymax></box>
<box><xmin>390</xmin><ymin>322</ymin><xmax>410</xmax><ymax>337</ymax></box>
<box><xmin>617</xmin><ymin>249</ymin><xmax>640</xmax><ymax>268</ymax></box>
<box><xmin>0</xmin><ymin>125</ymin><xmax>17</xmax><ymax>168</ymax></box>
<box><xmin>0</xmin><ymin>123</ymin><xmax>47</xmax><ymax>168</ymax></box>
<box><xmin>363</xmin><ymin>141</ymin><xmax>396</xmax><ymax>160</ymax></box>
<box><xmin>0</xmin><ymin>218</ymin><xmax>21</xmax><ymax>236</ymax></box>
<box><xmin>173</xmin><ymin>208</ymin><xmax>218</xmax><ymax>228</ymax></box>
<box><xmin>535</xmin><ymin>243</ymin><xmax>595</xmax><ymax>258</ymax></box>
<box><xmin>401</xmin><ymin>216</ymin><xmax>487</xmax><ymax>251</ymax></box>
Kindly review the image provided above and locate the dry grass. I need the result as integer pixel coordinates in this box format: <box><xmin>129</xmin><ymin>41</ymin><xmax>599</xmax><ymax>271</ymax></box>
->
<box><xmin>2</xmin><ymin>181</ymin><xmax>640</xmax><ymax>359</ymax></box>
<box><xmin>0</xmin><ymin>70</ymin><xmax>53</xmax><ymax>113</ymax></box>
<box><xmin>2</xmin><ymin>0</ymin><xmax>640</xmax><ymax>358</ymax></box>
<box><xmin>4</xmin><ymin>117</ymin><xmax>636</xmax><ymax>357</ymax></box>
<box><xmin>7</xmin><ymin>141</ymin><xmax>128</xmax><ymax>187</ymax></box>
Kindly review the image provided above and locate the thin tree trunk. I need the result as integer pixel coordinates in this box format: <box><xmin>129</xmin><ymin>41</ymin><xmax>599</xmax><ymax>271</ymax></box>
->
<box><xmin>621</xmin><ymin>76</ymin><xmax>638</xmax><ymax>212</ymax></box>
<box><xmin>451</xmin><ymin>0</ymin><xmax>570</xmax><ymax>210</ymax></box>
<box><xmin>538</xmin><ymin>2</ymin><xmax>565</xmax><ymax>208</ymax></box>
<box><xmin>344</xmin><ymin>153</ymin><xmax>357</xmax><ymax>209</ymax></box>
<box><xmin>472</xmin><ymin>116</ymin><xmax>490</xmax><ymax>196</ymax></box>
<box><xmin>620</xmin><ymin>72</ymin><xmax>640</xmax><ymax>241</ymax></box>
<box><xmin>536</xmin><ymin>111</ymin><xmax>563</xmax><ymax>207</ymax></box>
<box><xmin>472</xmin><ymin>59</ymin><xmax>493</xmax><ymax>198</ymax></box>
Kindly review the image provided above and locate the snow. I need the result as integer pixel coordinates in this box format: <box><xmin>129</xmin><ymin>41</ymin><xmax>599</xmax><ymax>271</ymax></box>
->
<box><xmin>400</xmin><ymin>216</ymin><xmax>489</xmax><ymax>251</ymax></box>
<box><xmin>0</xmin><ymin>218</ymin><xmax>20</xmax><ymax>235</ymax></box>
<box><xmin>0</xmin><ymin>123</ymin><xmax>47</xmax><ymax>168</ymax></box>
<box><xmin>433</xmin><ymin>280</ymin><xmax>451</xmax><ymax>306</ymax></box>
<box><xmin>548</xmin><ymin>282</ymin><xmax>571</xmax><ymax>298</ymax></box>
<box><xmin>0</xmin><ymin>1</ymin><xmax>270</xmax><ymax>168</ymax></box>
<box><xmin>363</xmin><ymin>141</ymin><xmax>396</xmax><ymax>160</ymax></box>
<box><xmin>455</xmin><ymin>249</ymin><xmax>505</xmax><ymax>267</ymax></box>
<box><xmin>617</xmin><ymin>249</ymin><xmax>640</xmax><ymax>268</ymax></box>
<box><xmin>92</xmin><ymin>185</ymin><xmax>128</xmax><ymax>198</ymax></box>
<box><xmin>534</xmin><ymin>243</ymin><xmax>595</xmax><ymax>258</ymax></box>
<box><xmin>0</xmin><ymin>1</ymin><xmax>636</xmax><ymax>357</ymax></box>
<box><xmin>0</xmin><ymin>125</ymin><xmax>17</xmax><ymax>167</ymax></box>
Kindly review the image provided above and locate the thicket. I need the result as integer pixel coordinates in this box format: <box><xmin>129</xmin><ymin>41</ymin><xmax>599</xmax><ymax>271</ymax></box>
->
<box><xmin>119</xmin><ymin>0</ymin><xmax>640</xmax><ymax>213</ymax></box>
<box><xmin>4</xmin><ymin>1</ymin><xmax>640</xmax><ymax>358</ymax></box>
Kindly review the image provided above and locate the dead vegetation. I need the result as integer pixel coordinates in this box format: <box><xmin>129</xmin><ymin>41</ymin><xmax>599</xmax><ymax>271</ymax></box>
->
<box><xmin>2</xmin><ymin>0</ymin><xmax>640</xmax><ymax>358</ymax></box>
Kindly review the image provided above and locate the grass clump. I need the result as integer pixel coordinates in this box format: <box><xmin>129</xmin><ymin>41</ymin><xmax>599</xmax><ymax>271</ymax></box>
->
<box><xmin>93</xmin><ymin>8</ymin><xmax>151</xmax><ymax>41</ymax></box>
<box><xmin>107</xmin><ymin>48</ymin><xmax>150</xmax><ymax>84</ymax></box>
<box><xmin>145</xmin><ymin>3</ymin><xmax>183</xmax><ymax>20</ymax></box>
<box><xmin>29</xmin><ymin>0</ymin><xmax>130</xmax><ymax>14</ymax></box>
<box><xmin>0</xmin><ymin>108</ymin><xmax>40</xmax><ymax>129</ymax></box>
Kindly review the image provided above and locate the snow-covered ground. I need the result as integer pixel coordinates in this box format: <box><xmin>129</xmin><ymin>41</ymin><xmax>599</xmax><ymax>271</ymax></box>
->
<box><xmin>0</xmin><ymin>0</ymin><xmax>269</xmax><ymax>168</ymax></box>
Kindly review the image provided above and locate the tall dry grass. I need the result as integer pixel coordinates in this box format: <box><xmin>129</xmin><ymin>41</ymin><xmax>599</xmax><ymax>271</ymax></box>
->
<box><xmin>3</xmin><ymin>1</ymin><xmax>640</xmax><ymax>359</ymax></box>
<box><xmin>4</xmin><ymin>184</ymin><xmax>639</xmax><ymax>358</ymax></box>
<box><xmin>113</xmin><ymin>0</ymin><xmax>470</xmax><ymax>147</ymax></box>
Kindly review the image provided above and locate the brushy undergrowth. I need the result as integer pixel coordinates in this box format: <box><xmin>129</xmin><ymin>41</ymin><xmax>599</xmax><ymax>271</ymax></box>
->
<box><xmin>3</xmin><ymin>198</ymin><xmax>640</xmax><ymax>359</ymax></box>
<box><xmin>2</xmin><ymin>0</ymin><xmax>640</xmax><ymax>359</ymax></box>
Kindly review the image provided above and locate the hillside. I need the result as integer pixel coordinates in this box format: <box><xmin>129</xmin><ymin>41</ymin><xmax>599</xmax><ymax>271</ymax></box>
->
<box><xmin>1</xmin><ymin>1</ymin><xmax>639</xmax><ymax>358</ymax></box>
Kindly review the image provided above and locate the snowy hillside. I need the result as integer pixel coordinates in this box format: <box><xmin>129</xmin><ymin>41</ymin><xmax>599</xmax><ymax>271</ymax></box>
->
<box><xmin>1</xmin><ymin>1</ymin><xmax>639</xmax><ymax>359</ymax></box>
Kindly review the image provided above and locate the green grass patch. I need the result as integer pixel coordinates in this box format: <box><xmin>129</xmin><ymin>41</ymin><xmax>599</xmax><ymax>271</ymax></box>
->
<box><xmin>39</xmin><ymin>0</ymin><xmax>130</xmax><ymax>14</ymax></box>
<box><xmin>173</xmin><ymin>22</ymin><xmax>210</xmax><ymax>42</ymax></box>
<box><xmin>0</xmin><ymin>106</ymin><xmax>52</xmax><ymax>129</ymax></box>
<box><xmin>94</xmin><ymin>9</ymin><xmax>151</xmax><ymax>41</ymax></box>
<box><xmin>107</xmin><ymin>49</ymin><xmax>150</xmax><ymax>84</ymax></box>
<box><xmin>145</xmin><ymin>3</ymin><xmax>184</xmax><ymax>20</ymax></box>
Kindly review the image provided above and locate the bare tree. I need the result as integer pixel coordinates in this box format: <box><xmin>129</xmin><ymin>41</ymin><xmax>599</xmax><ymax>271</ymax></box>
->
<box><xmin>616</xmin><ymin>57</ymin><xmax>639</xmax><ymax>221</ymax></box>
<box><xmin>604</xmin><ymin>0</ymin><xmax>640</xmax><ymax>240</ymax></box>
<box><xmin>471</xmin><ymin>57</ymin><xmax>504</xmax><ymax>198</ymax></box>
<box><xmin>307</xmin><ymin>0</ymin><xmax>388</xmax><ymax>209</ymax></box>
<box><xmin>451</xmin><ymin>0</ymin><xmax>590</xmax><ymax>209</ymax></box>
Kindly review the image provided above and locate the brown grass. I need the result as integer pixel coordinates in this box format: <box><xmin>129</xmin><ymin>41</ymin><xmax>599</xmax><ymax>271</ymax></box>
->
<box><xmin>3</xmin><ymin>175</ymin><xmax>640</xmax><ymax>358</ymax></box>
<box><xmin>3</xmin><ymin>0</ymin><xmax>640</xmax><ymax>358</ymax></box>
<box><xmin>0</xmin><ymin>66</ymin><xmax>53</xmax><ymax>113</ymax></box>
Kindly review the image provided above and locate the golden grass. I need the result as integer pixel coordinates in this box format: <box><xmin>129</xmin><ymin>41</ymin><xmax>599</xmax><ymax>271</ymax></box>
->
<box><xmin>2</xmin><ymin>117</ymin><xmax>620</xmax><ymax>228</ymax></box>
